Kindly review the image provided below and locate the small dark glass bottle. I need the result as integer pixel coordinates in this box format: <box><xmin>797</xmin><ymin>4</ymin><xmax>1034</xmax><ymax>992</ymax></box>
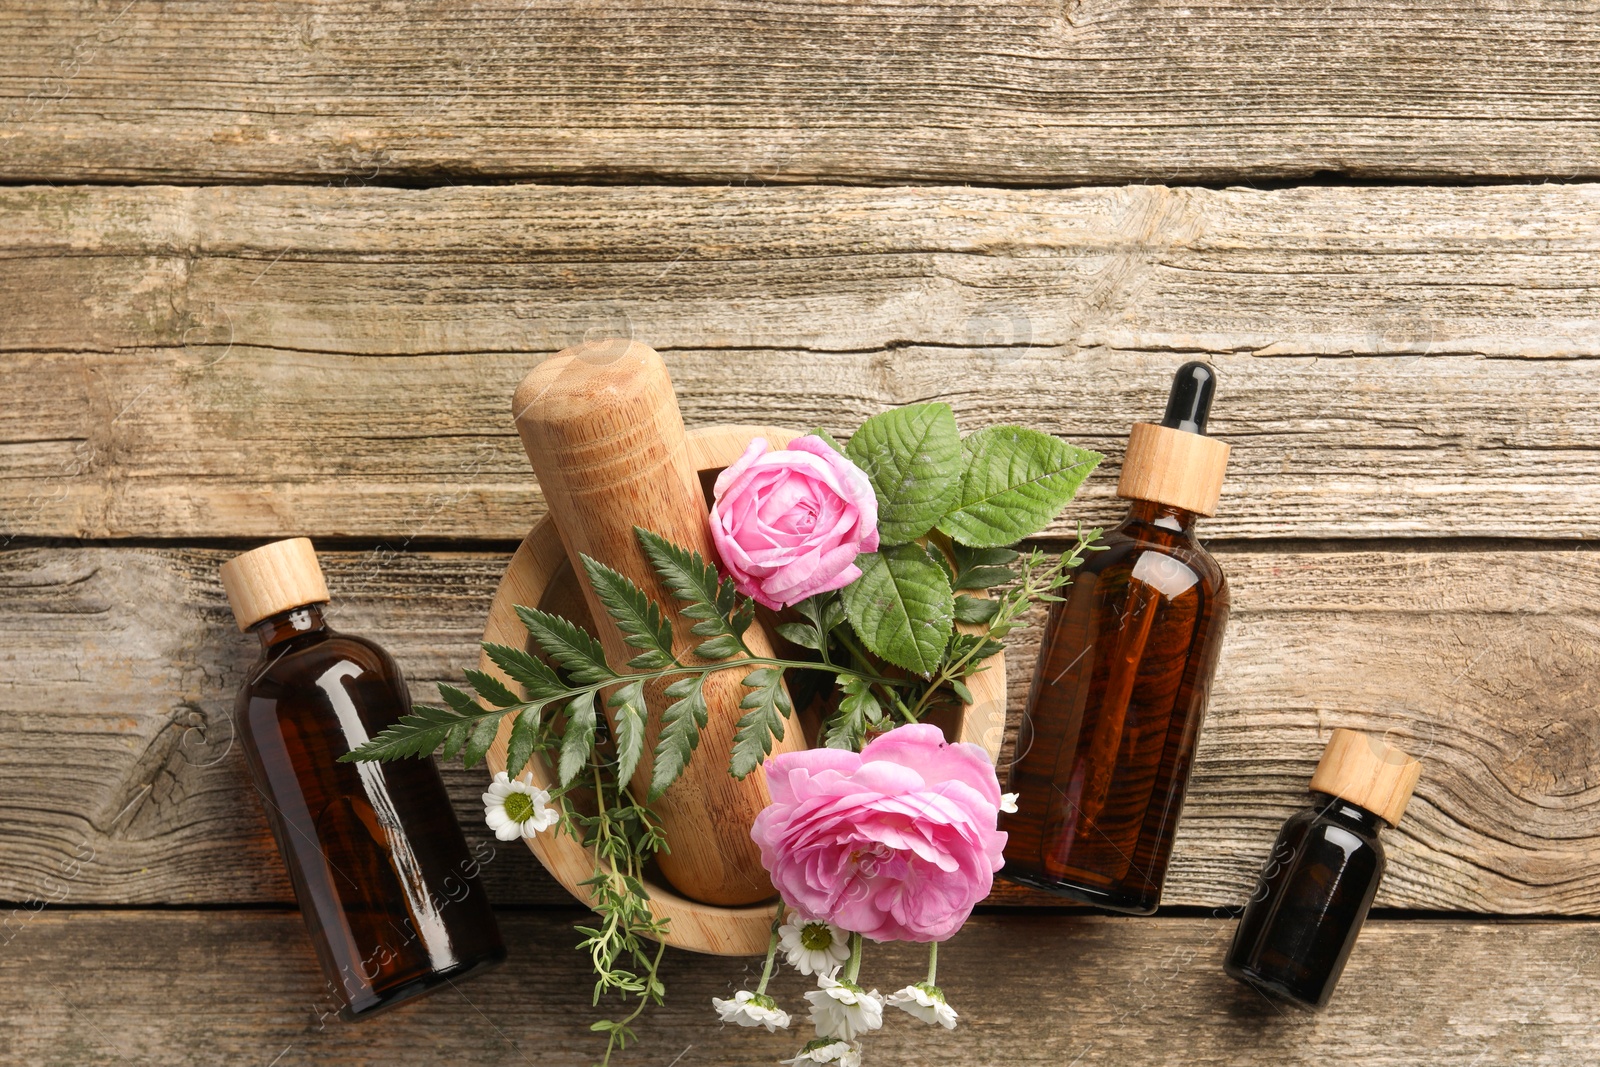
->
<box><xmin>1225</xmin><ymin>729</ymin><xmax>1421</xmax><ymax>1009</ymax></box>
<box><xmin>1001</xmin><ymin>363</ymin><xmax>1232</xmax><ymax>914</ymax></box>
<box><xmin>221</xmin><ymin>538</ymin><xmax>505</xmax><ymax>1020</ymax></box>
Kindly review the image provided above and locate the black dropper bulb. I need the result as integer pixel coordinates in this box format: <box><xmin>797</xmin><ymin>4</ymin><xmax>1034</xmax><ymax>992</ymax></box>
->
<box><xmin>1160</xmin><ymin>361</ymin><xmax>1217</xmax><ymax>435</ymax></box>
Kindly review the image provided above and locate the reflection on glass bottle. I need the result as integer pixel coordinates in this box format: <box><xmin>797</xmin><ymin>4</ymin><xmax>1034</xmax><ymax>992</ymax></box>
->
<box><xmin>1001</xmin><ymin>363</ymin><xmax>1232</xmax><ymax>914</ymax></box>
<box><xmin>222</xmin><ymin>539</ymin><xmax>505</xmax><ymax>1019</ymax></box>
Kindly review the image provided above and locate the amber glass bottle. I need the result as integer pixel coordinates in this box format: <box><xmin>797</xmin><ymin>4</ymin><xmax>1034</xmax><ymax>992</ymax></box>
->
<box><xmin>1000</xmin><ymin>363</ymin><xmax>1232</xmax><ymax>914</ymax></box>
<box><xmin>1225</xmin><ymin>729</ymin><xmax>1421</xmax><ymax>1009</ymax></box>
<box><xmin>221</xmin><ymin>539</ymin><xmax>505</xmax><ymax>1020</ymax></box>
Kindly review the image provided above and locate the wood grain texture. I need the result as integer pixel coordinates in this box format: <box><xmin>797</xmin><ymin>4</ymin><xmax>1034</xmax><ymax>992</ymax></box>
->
<box><xmin>3</xmin><ymin>545</ymin><xmax>1596</xmax><ymax>914</ymax></box>
<box><xmin>510</xmin><ymin>345</ymin><xmax>804</xmax><ymax>907</ymax></box>
<box><xmin>3</xmin><ymin>0</ymin><xmax>1600</xmax><ymax>185</ymax></box>
<box><xmin>4</xmin><ymin>910</ymin><xmax>1598</xmax><ymax>1065</ymax></box>
<box><xmin>4</xmin><ymin>182</ymin><xmax>1600</xmax><ymax>540</ymax></box>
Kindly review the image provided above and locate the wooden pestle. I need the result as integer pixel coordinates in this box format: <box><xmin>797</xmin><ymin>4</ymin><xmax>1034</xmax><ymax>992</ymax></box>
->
<box><xmin>512</xmin><ymin>338</ymin><xmax>804</xmax><ymax>907</ymax></box>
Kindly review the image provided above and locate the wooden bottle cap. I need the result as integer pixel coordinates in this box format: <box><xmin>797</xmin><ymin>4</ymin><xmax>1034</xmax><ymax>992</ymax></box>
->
<box><xmin>219</xmin><ymin>537</ymin><xmax>330</xmax><ymax>631</ymax></box>
<box><xmin>1309</xmin><ymin>728</ymin><xmax>1422</xmax><ymax>827</ymax></box>
<box><xmin>1116</xmin><ymin>422</ymin><xmax>1231</xmax><ymax>516</ymax></box>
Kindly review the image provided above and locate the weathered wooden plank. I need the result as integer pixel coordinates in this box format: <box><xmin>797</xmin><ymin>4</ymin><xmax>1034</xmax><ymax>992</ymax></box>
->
<box><xmin>4</xmin><ymin>182</ymin><xmax>1600</xmax><ymax>540</ymax></box>
<box><xmin>3</xmin><ymin>545</ymin><xmax>1596</xmax><ymax>914</ymax></box>
<box><xmin>4</xmin><ymin>910</ymin><xmax>1597</xmax><ymax>1065</ymax></box>
<box><xmin>3</xmin><ymin>1</ymin><xmax>1600</xmax><ymax>185</ymax></box>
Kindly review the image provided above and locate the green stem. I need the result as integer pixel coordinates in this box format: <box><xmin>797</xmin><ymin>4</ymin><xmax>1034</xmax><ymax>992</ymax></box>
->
<box><xmin>843</xmin><ymin>932</ymin><xmax>863</xmax><ymax>984</ymax></box>
<box><xmin>755</xmin><ymin>904</ymin><xmax>786</xmax><ymax>995</ymax></box>
<box><xmin>902</xmin><ymin>539</ymin><xmax>1096</xmax><ymax>723</ymax></box>
<box><xmin>926</xmin><ymin>940</ymin><xmax>939</xmax><ymax>986</ymax></box>
<box><xmin>361</xmin><ymin>654</ymin><xmax>921</xmax><ymax>765</ymax></box>
<box><xmin>600</xmin><ymin>938</ymin><xmax>667</xmax><ymax>1067</ymax></box>
<box><xmin>832</xmin><ymin>627</ymin><xmax>915</xmax><ymax>719</ymax></box>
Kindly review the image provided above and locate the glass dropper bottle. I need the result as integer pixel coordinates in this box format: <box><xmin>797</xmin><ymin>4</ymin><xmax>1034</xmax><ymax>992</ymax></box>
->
<box><xmin>1000</xmin><ymin>363</ymin><xmax>1232</xmax><ymax>914</ymax></box>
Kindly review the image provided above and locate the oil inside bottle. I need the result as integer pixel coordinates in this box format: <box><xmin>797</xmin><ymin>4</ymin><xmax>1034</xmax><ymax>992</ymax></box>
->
<box><xmin>1001</xmin><ymin>500</ymin><xmax>1228</xmax><ymax>912</ymax></box>
<box><xmin>1000</xmin><ymin>363</ymin><xmax>1231</xmax><ymax>914</ymax></box>
<box><xmin>1223</xmin><ymin>729</ymin><xmax>1420</xmax><ymax>1009</ymax></box>
<box><xmin>224</xmin><ymin>541</ymin><xmax>505</xmax><ymax>1019</ymax></box>
<box><xmin>1223</xmin><ymin>793</ymin><xmax>1386</xmax><ymax>1009</ymax></box>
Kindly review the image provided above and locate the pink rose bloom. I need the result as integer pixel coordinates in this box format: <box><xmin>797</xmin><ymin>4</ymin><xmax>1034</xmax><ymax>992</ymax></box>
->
<box><xmin>750</xmin><ymin>724</ymin><xmax>1007</xmax><ymax>943</ymax></box>
<box><xmin>708</xmin><ymin>435</ymin><xmax>880</xmax><ymax>610</ymax></box>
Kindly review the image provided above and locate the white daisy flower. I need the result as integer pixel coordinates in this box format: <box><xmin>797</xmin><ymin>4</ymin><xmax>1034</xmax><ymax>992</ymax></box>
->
<box><xmin>482</xmin><ymin>771</ymin><xmax>558</xmax><ymax>841</ymax></box>
<box><xmin>1000</xmin><ymin>792</ymin><xmax>1019</xmax><ymax>814</ymax></box>
<box><xmin>886</xmin><ymin>981</ymin><xmax>959</xmax><ymax>1029</ymax></box>
<box><xmin>778</xmin><ymin>916</ymin><xmax>851</xmax><ymax>977</ymax></box>
<box><xmin>803</xmin><ymin>974</ymin><xmax>883</xmax><ymax>1041</ymax></box>
<box><xmin>780</xmin><ymin>1038</ymin><xmax>862</xmax><ymax>1066</ymax></box>
<box><xmin>711</xmin><ymin>989</ymin><xmax>791</xmax><ymax>1032</ymax></box>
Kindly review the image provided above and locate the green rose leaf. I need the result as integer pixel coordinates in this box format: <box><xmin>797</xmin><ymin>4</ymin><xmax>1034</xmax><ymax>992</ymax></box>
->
<box><xmin>806</xmin><ymin>427</ymin><xmax>847</xmax><ymax>455</ymax></box>
<box><xmin>953</xmin><ymin>594</ymin><xmax>1001</xmax><ymax>625</ymax></box>
<box><xmin>845</xmin><ymin>403</ymin><xmax>964</xmax><ymax>545</ymax></box>
<box><xmin>936</xmin><ymin>426</ymin><xmax>1103</xmax><ymax>548</ymax></box>
<box><xmin>840</xmin><ymin>544</ymin><xmax>955</xmax><ymax>676</ymax></box>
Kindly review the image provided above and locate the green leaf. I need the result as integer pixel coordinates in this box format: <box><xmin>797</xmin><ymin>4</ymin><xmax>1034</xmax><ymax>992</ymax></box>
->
<box><xmin>945</xmin><ymin>631</ymin><xmax>1006</xmax><ymax>671</ymax></box>
<box><xmin>775</xmin><ymin>620</ymin><xmax>823</xmax><ymax>650</ymax></box>
<box><xmin>463</xmin><ymin>668</ymin><xmax>521</xmax><ymax>709</ymax></box>
<box><xmin>580</xmin><ymin>554</ymin><xmax>677</xmax><ymax>670</ymax></box>
<box><xmin>950</xmin><ymin>545</ymin><xmax>1021</xmax><ymax>590</ymax></box>
<box><xmin>482</xmin><ymin>642</ymin><xmax>567</xmax><ymax>699</ymax></box>
<box><xmin>606</xmin><ymin>677</ymin><xmax>647</xmax><ymax>711</ymax></box>
<box><xmin>823</xmin><ymin>674</ymin><xmax>881</xmax><ymax>750</ymax></box>
<box><xmin>438</xmin><ymin>683</ymin><xmax>481</xmax><ymax>717</ymax></box>
<box><xmin>795</xmin><ymin>593</ymin><xmax>847</xmax><ymax>637</ymax></box>
<box><xmin>806</xmin><ymin>427</ymin><xmax>846</xmax><ymax>454</ymax></box>
<box><xmin>440</xmin><ymin>719</ymin><xmax>471</xmax><ymax>761</ymax></box>
<box><xmin>844</xmin><ymin>403</ymin><xmax>964</xmax><ymax>545</ymax></box>
<box><xmin>341</xmin><ymin>702</ymin><xmax>472</xmax><ymax>763</ymax></box>
<box><xmin>693</xmin><ymin>634</ymin><xmax>744</xmax><ymax>660</ymax></box>
<box><xmin>635</xmin><ymin>526</ymin><xmax>747</xmax><ymax>630</ymax></box>
<box><xmin>557</xmin><ymin>693</ymin><xmax>598</xmax><ymax>786</ymax></box>
<box><xmin>936</xmin><ymin>426</ymin><xmax>1103</xmax><ymax>548</ymax></box>
<box><xmin>612</xmin><ymin>698</ymin><xmax>647</xmax><ymax>788</ymax></box>
<box><xmin>953</xmin><ymin>594</ymin><xmax>1001</xmax><ymax>624</ymax></box>
<box><xmin>840</xmin><ymin>544</ymin><xmax>954</xmax><ymax>676</ymax></box>
<box><xmin>649</xmin><ymin>674</ymin><xmax>708</xmax><ymax>800</ymax></box>
<box><xmin>504</xmin><ymin>707</ymin><xmax>541</xmax><ymax>778</ymax></box>
<box><xmin>949</xmin><ymin>678</ymin><xmax>975</xmax><ymax>705</ymax></box>
<box><xmin>463</xmin><ymin>711</ymin><xmax>503</xmax><ymax>768</ymax></box>
<box><xmin>731</xmin><ymin>668</ymin><xmax>791</xmax><ymax>778</ymax></box>
<box><xmin>729</xmin><ymin>599</ymin><xmax>755</xmax><ymax>637</ymax></box>
<box><xmin>515</xmin><ymin>605</ymin><xmax>615</xmax><ymax>685</ymax></box>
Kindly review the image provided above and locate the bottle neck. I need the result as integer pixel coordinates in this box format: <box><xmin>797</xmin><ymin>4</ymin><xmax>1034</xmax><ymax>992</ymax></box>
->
<box><xmin>252</xmin><ymin>603</ymin><xmax>330</xmax><ymax>650</ymax></box>
<box><xmin>1310</xmin><ymin>790</ymin><xmax>1389</xmax><ymax>833</ymax></box>
<box><xmin>1124</xmin><ymin>498</ymin><xmax>1199</xmax><ymax>534</ymax></box>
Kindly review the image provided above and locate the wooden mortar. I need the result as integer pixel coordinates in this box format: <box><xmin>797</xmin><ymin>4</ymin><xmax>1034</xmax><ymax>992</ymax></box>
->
<box><xmin>479</xmin><ymin>423</ymin><xmax>1008</xmax><ymax>955</ymax></box>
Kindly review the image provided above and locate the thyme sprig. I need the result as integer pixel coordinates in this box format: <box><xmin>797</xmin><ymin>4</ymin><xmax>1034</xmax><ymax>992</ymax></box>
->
<box><xmin>346</xmin><ymin>521</ymin><xmax>1103</xmax><ymax>1065</ymax></box>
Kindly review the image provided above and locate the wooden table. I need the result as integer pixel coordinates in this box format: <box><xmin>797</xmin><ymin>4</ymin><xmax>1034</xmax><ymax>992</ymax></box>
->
<box><xmin>3</xmin><ymin>2</ymin><xmax>1599</xmax><ymax>1063</ymax></box>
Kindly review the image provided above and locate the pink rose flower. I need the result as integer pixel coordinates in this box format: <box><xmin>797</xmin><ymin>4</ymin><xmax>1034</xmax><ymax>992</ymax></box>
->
<box><xmin>708</xmin><ymin>435</ymin><xmax>880</xmax><ymax>610</ymax></box>
<box><xmin>750</xmin><ymin>724</ymin><xmax>1007</xmax><ymax>943</ymax></box>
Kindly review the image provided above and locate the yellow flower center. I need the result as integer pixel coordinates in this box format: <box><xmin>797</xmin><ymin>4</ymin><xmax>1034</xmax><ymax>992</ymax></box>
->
<box><xmin>503</xmin><ymin>791</ymin><xmax>538</xmax><ymax>824</ymax></box>
<box><xmin>800</xmin><ymin>922</ymin><xmax>834</xmax><ymax>952</ymax></box>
